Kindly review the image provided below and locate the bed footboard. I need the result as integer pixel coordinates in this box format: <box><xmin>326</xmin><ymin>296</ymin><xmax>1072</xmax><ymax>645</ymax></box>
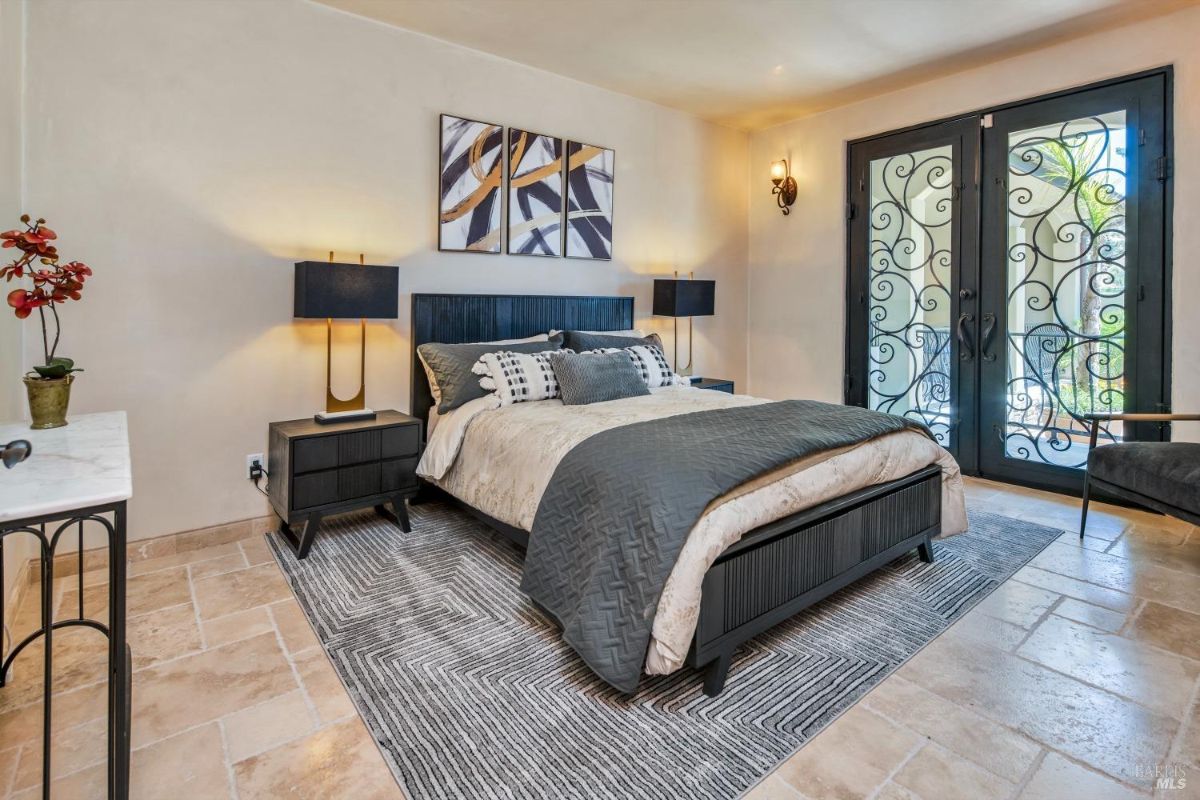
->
<box><xmin>688</xmin><ymin>465</ymin><xmax>942</xmax><ymax>696</ymax></box>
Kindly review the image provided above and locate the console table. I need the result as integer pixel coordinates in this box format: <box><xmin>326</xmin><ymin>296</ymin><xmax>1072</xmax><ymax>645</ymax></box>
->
<box><xmin>0</xmin><ymin>411</ymin><xmax>132</xmax><ymax>800</ymax></box>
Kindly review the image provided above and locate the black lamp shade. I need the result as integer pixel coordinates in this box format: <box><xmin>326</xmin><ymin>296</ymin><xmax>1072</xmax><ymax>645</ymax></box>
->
<box><xmin>294</xmin><ymin>262</ymin><xmax>399</xmax><ymax>319</ymax></box>
<box><xmin>652</xmin><ymin>279</ymin><xmax>715</xmax><ymax>317</ymax></box>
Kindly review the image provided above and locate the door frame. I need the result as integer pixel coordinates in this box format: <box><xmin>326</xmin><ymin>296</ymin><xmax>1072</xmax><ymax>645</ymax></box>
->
<box><xmin>844</xmin><ymin>66</ymin><xmax>1174</xmax><ymax>494</ymax></box>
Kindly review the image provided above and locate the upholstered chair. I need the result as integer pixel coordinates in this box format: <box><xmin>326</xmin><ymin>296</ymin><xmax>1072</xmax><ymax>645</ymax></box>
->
<box><xmin>1081</xmin><ymin>413</ymin><xmax>1200</xmax><ymax>537</ymax></box>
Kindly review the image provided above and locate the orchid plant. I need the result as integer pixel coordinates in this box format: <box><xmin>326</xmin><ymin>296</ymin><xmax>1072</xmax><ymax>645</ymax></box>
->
<box><xmin>2</xmin><ymin>215</ymin><xmax>92</xmax><ymax>379</ymax></box>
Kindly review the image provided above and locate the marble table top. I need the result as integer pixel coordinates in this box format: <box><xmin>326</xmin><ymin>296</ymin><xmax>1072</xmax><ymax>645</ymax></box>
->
<box><xmin>0</xmin><ymin>411</ymin><xmax>132</xmax><ymax>524</ymax></box>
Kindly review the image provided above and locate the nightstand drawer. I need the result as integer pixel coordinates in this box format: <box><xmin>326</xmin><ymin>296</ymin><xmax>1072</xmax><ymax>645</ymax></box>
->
<box><xmin>294</xmin><ymin>437</ymin><xmax>339</xmax><ymax>474</ymax></box>
<box><xmin>339</xmin><ymin>430</ymin><xmax>381</xmax><ymax>465</ymax></box>
<box><xmin>381</xmin><ymin>457</ymin><xmax>419</xmax><ymax>492</ymax></box>
<box><xmin>338</xmin><ymin>463</ymin><xmax>381</xmax><ymax>500</ymax></box>
<box><xmin>381</xmin><ymin>425</ymin><xmax>420</xmax><ymax>458</ymax></box>
<box><xmin>292</xmin><ymin>470</ymin><xmax>339</xmax><ymax>509</ymax></box>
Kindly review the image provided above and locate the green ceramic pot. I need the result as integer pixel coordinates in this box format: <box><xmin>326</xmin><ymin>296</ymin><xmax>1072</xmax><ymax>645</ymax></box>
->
<box><xmin>24</xmin><ymin>374</ymin><xmax>73</xmax><ymax>429</ymax></box>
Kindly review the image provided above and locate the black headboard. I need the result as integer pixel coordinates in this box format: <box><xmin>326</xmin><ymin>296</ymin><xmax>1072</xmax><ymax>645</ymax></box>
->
<box><xmin>410</xmin><ymin>293</ymin><xmax>635</xmax><ymax>425</ymax></box>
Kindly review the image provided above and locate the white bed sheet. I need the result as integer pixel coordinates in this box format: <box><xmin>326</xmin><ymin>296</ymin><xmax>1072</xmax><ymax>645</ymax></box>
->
<box><xmin>417</xmin><ymin>386</ymin><xmax>967</xmax><ymax>675</ymax></box>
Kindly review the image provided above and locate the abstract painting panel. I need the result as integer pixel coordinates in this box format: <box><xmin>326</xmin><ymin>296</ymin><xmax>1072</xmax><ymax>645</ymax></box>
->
<box><xmin>507</xmin><ymin>129</ymin><xmax>564</xmax><ymax>257</ymax></box>
<box><xmin>439</xmin><ymin>114</ymin><xmax>503</xmax><ymax>253</ymax></box>
<box><xmin>564</xmin><ymin>140</ymin><xmax>614</xmax><ymax>260</ymax></box>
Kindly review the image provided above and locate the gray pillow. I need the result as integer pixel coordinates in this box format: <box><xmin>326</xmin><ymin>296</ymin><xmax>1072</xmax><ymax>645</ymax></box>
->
<box><xmin>419</xmin><ymin>334</ymin><xmax>563</xmax><ymax>412</ymax></box>
<box><xmin>550</xmin><ymin>351</ymin><xmax>650</xmax><ymax>406</ymax></box>
<box><xmin>562</xmin><ymin>331</ymin><xmax>664</xmax><ymax>353</ymax></box>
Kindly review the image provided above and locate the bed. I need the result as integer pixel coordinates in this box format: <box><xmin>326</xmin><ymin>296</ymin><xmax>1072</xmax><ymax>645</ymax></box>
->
<box><xmin>410</xmin><ymin>293</ymin><xmax>967</xmax><ymax>696</ymax></box>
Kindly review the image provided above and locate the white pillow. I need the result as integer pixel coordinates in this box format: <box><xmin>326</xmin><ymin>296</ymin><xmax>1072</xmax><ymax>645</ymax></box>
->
<box><xmin>471</xmin><ymin>349</ymin><xmax>566</xmax><ymax>406</ymax></box>
<box><xmin>585</xmin><ymin>345</ymin><xmax>687</xmax><ymax>389</ymax></box>
<box><xmin>419</xmin><ymin>334</ymin><xmax>551</xmax><ymax>406</ymax></box>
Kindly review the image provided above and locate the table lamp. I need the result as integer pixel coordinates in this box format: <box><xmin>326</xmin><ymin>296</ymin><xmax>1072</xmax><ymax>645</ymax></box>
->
<box><xmin>652</xmin><ymin>272</ymin><xmax>715</xmax><ymax>378</ymax></box>
<box><xmin>294</xmin><ymin>256</ymin><xmax>399</xmax><ymax>424</ymax></box>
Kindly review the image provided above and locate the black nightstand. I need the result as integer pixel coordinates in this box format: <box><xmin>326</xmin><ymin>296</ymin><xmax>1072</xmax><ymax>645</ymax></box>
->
<box><xmin>691</xmin><ymin>377</ymin><xmax>735</xmax><ymax>394</ymax></box>
<box><xmin>267</xmin><ymin>410</ymin><xmax>422</xmax><ymax>559</ymax></box>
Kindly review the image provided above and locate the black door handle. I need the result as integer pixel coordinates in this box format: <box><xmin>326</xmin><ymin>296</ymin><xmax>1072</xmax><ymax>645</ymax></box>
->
<box><xmin>981</xmin><ymin>312</ymin><xmax>997</xmax><ymax>362</ymax></box>
<box><xmin>957</xmin><ymin>312</ymin><xmax>975</xmax><ymax>361</ymax></box>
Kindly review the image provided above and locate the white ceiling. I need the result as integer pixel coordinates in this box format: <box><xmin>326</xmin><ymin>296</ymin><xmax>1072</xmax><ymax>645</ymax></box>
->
<box><xmin>316</xmin><ymin>0</ymin><xmax>1194</xmax><ymax>130</ymax></box>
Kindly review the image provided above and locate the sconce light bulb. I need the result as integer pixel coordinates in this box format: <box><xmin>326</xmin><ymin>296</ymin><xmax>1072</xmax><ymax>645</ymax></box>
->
<box><xmin>770</xmin><ymin>160</ymin><xmax>787</xmax><ymax>185</ymax></box>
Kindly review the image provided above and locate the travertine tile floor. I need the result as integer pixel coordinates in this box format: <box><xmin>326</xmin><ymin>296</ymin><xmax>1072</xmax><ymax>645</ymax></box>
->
<box><xmin>1</xmin><ymin>477</ymin><xmax>1198</xmax><ymax>798</ymax></box>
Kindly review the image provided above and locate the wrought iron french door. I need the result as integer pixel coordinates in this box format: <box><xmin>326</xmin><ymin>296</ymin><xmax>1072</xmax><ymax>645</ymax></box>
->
<box><xmin>848</xmin><ymin>71</ymin><xmax>1171</xmax><ymax>493</ymax></box>
<box><xmin>846</xmin><ymin>118</ymin><xmax>981</xmax><ymax>467</ymax></box>
<box><xmin>977</xmin><ymin>74</ymin><xmax>1169</xmax><ymax>491</ymax></box>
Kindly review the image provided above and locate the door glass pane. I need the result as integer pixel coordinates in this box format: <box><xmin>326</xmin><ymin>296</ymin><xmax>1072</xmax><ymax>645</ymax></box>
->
<box><xmin>1003</xmin><ymin>111</ymin><xmax>1127</xmax><ymax>467</ymax></box>
<box><xmin>867</xmin><ymin>145</ymin><xmax>954</xmax><ymax>446</ymax></box>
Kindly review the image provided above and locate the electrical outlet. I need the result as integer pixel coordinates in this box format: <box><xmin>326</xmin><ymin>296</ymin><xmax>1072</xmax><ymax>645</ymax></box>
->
<box><xmin>246</xmin><ymin>453</ymin><xmax>264</xmax><ymax>480</ymax></box>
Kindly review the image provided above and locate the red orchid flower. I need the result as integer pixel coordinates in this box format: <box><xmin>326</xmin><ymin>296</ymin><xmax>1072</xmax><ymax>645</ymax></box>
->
<box><xmin>3</xmin><ymin>215</ymin><xmax>93</xmax><ymax>368</ymax></box>
<box><xmin>7</xmin><ymin>288</ymin><xmax>49</xmax><ymax>320</ymax></box>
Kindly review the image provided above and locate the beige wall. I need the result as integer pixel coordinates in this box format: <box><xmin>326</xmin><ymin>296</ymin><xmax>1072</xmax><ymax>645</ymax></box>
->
<box><xmin>747</xmin><ymin>3</ymin><xmax>1199</xmax><ymax>445</ymax></box>
<box><xmin>20</xmin><ymin>0</ymin><xmax>749</xmax><ymax>541</ymax></box>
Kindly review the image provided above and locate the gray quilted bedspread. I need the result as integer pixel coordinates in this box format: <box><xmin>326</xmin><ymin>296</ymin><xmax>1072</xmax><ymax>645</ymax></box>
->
<box><xmin>520</xmin><ymin>399</ymin><xmax>929</xmax><ymax>693</ymax></box>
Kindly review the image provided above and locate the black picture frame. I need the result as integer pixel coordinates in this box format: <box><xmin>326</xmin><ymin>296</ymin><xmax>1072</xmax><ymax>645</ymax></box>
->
<box><xmin>438</xmin><ymin>113</ymin><xmax>504</xmax><ymax>254</ymax></box>
<box><xmin>564</xmin><ymin>140</ymin><xmax>615</xmax><ymax>261</ymax></box>
<box><xmin>506</xmin><ymin>128</ymin><xmax>565</xmax><ymax>258</ymax></box>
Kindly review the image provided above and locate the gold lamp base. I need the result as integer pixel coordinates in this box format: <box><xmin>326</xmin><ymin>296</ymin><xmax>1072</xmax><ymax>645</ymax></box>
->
<box><xmin>673</xmin><ymin>315</ymin><xmax>695</xmax><ymax>377</ymax></box>
<box><xmin>672</xmin><ymin>269</ymin><xmax>695</xmax><ymax>377</ymax></box>
<box><xmin>315</xmin><ymin>317</ymin><xmax>376</xmax><ymax>425</ymax></box>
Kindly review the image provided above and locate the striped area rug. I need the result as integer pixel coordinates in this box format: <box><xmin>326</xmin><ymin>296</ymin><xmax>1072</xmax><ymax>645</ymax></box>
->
<box><xmin>268</xmin><ymin>503</ymin><xmax>1061</xmax><ymax>800</ymax></box>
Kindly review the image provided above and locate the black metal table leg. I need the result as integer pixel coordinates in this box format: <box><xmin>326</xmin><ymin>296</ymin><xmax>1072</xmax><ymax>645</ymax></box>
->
<box><xmin>0</xmin><ymin>502</ymin><xmax>130</xmax><ymax>800</ymax></box>
<box><xmin>41</xmin><ymin>534</ymin><xmax>53</xmax><ymax>799</ymax></box>
<box><xmin>109</xmin><ymin>502</ymin><xmax>130</xmax><ymax>800</ymax></box>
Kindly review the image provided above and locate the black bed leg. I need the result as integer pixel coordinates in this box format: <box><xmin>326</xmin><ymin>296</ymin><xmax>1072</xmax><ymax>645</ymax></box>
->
<box><xmin>703</xmin><ymin>652</ymin><xmax>732</xmax><ymax>697</ymax></box>
<box><xmin>1079</xmin><ymin>474</ymin><xmax>1091</xmax><ymax>539</ymax></box>
<box><xmin>917</xmin><ymin>535</ymin><xmax>935</xmax><ymax>564</ymax></box>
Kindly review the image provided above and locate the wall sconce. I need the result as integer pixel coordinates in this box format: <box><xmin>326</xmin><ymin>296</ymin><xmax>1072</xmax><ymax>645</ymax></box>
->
<box><xmin>770</xmin><ymin>159</ymin><xmax>797</xmax><ymax>215</ymax></box>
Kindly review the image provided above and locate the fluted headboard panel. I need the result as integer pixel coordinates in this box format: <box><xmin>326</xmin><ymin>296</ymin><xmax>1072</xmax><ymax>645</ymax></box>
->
<box><xmin>410</xmin><ymin>293</ymin><xmax>635</xmax><ymax>427</ymax></box>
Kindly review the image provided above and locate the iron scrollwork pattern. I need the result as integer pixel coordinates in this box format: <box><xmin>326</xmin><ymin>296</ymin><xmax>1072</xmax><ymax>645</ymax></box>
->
<box><xmin>867</xmin><ymin>146</ymin><xmax>954</xmax><ymax>446</ymax></box>
<box><xmin>1004</xmin><ymin>113</ymin><xmax>1127</xmax><ymax>468</ymax></box>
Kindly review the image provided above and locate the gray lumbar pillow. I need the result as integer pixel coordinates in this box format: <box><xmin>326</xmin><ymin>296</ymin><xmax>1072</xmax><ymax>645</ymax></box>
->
<box><xmin>561</xmin><ymin>331</ymin><xmax>664</xmax><ymax>353</ymax></box>
<box><xmin>550</xmin><ymin>351</ymin><xmax>650</xmax><ymax>406</ymax></box>
<box><xmin>419</xmin><ymin>333</ymin><xmax>564</xmax><ymax>413</ymax></box>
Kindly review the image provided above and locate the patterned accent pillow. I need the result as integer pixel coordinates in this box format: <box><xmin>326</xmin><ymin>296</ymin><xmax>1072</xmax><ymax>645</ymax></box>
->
<box><xmin>471</xmin><ymin>349</ymin><xmax>566</xmax><ymax>405</ymax></box>
<box><xmin>548</xmin><ymin>351</ymin><xmax>651</xmax><ymax>406</ymax></box>
<box><xmin>584</xmin><ymin>344</ymin><xmax>687</xmax><ymax>389</ymax></box>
